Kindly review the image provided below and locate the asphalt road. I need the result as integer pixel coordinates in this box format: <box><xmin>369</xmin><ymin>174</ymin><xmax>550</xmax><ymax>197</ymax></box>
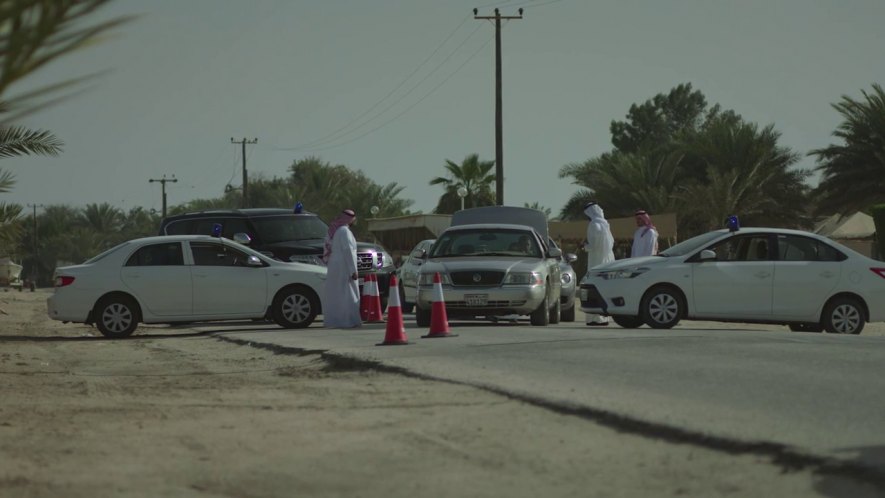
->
<box><xmin>212</xmin><ymin>315</ymin><xmax>885</xmax><ymax>484</ymax></box>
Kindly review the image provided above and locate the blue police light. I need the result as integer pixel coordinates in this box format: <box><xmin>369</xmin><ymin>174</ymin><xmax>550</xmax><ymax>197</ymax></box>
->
<box><xmin>726</xmin><ymin>215</ymin><xmax>740</xmax><ymax>232</ymax></box>
<box><xmin>294</xmin><ymin>201</ymin><xmax>303</xmax><ymax>214</ymax></box>
<box><xmin>212</xmin><ymin>223</ymin><xmax>222</xmax><ymax>237</ymax></box>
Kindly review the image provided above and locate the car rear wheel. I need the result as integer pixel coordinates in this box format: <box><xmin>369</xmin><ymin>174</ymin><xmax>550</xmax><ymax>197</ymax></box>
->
<box><xmin>561</xmin><ymin>304</ymin><xmax>575</xmax><ymax>322</ymax></box>
<box><xmin>640</xmin><ymin>286</ymin><xmax>683</xmax><ymax>329</ymax></box>
<box><xmin>822</xmin><ymin>297</ymin><xmax>865</xmax><ymax>335</ymax></box>
<box><xmin>94</xmin><ymin>295</ymin><xmax>140</xmax><ymax>338</ymax></box>
<box><xmin>530</xmin><ymin>292</ymin><xmax>550</xmax><ymax>326</ymax></box>
<box><xmin>612</xmin><ymin>316</ymin><xmax>644</xmax><ymax>329</ymax></box>
<box><xmin>399</xmin><ymin>284</ymin><xmax>413</xmax><ymax>313</ymax></box>
<box><xmin>272</xmin><ymin>285</ymin><xmax>319</xmax><ymax>329</ymax></box>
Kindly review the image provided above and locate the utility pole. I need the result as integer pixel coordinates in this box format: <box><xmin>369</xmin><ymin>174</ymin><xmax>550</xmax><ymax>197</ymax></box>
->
<box><xmin>231</xmin><ymin>137</ymin><xmax>258</xmax><ymax>208</ymax></box>
<box><xmin>149</xmin><ymin>175</ymin><xmax>178</xmax><ymax>218</ymax></box>
<box><xmin>474</xmin><ymin>7</ymin><xmax>523</xmax><ymax>206</ymax></box>
<box><xmin>26</xmin><ymin>203</ymin><xmax>43</xmax><ymax>288</ymax></box>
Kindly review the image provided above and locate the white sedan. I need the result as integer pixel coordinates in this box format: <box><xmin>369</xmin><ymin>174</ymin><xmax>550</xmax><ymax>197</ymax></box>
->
<box><xmin>579</xmin><ymin>227</ymin><xmax>885</xmax><ymax>334</ymax></box>
<box><xmin>47</xmin><ymin>235</ymin><xmax>326</xmax><ymax>338</ymax></box>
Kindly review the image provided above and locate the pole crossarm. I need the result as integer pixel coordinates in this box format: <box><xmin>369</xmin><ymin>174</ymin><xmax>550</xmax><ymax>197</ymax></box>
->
<box><xmin>149</xmin><ymin>175</ymin><xmax>178</xmax><ymax>218</ymax></box>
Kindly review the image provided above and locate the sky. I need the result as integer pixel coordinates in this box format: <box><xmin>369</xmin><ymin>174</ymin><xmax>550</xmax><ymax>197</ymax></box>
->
<box><xmin>4</xmin><ymin>0</ymin><xmax>885</xmax><ymax>218</ymax></box>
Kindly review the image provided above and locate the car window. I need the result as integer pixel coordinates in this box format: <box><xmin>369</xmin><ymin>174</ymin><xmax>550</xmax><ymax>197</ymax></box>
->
<box><xmin>431</xmin><ymin>229</ymin><xmax>539</xmax><ymax>257</ymax></box>
<box><xmin>84</xmin><ymin>241</ymin><xmax>131</xmax><ymax>264</ymax></box>
<box><xmin>125</xmin><ymin>242</ymin><xmax>185</xmax><ymax>266</ymax></box>
<box><xmin>251</xmin><ymin>215</ymin><xmax>329</xmax><ymax>243</ymax></box>
<box><xmin>162</xmin><ymin>219</ymin><xmax>193</xmax><ymax>236</ymax></box>
<box><xmin>190</xmin><ymin>219</ymin><xmax>251</xmax><ymax>239</ymax></box>
<box><xmin>777</xmin><ymin>235</ymin><xmax>846</xmax><ymax>262</ymax></box>
<box><xmin>190</xmin><ymin>242</ymin><xmax>251</xmax><ymax>267</ymax></box>
<box><xmin>705</xmin><ymin>235</ymin><xmax>770</xmax><ymax>262</ymax></box>
<box><xmin>661</xmin><ymin>231</ymin><xmax>724</xmax><ymax>257</ymax></box>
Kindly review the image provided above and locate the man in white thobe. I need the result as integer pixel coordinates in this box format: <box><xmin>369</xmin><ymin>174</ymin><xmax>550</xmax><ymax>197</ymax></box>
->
<box><xmin>583</xmin><ymin>202</ymin><xmax>615</xmax><ymax>326</ymax></box>
<box><xmin>321</xmin><ymin>209</ymin><xmax>362</xmax><ymax>328</ymax></box>
<box><xmin>631</xmin><ymin>210</ymin><xmax>659</xmax><ymax>257</ymax></box>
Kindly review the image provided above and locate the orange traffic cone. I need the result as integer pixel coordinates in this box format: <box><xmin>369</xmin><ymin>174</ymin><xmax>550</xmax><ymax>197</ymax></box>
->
<box><xmin>423</xmin><ymin>272</ymin><xmax>457</xmax><ymax>338</ymax></box>
<box><xmin>364</xmin><ymin>274</ymin><xmax>384</xmax><ymax>323</ymax></box>
<box><xmin>359</xmin><ymin>276</ymin><xmax>371</xmax><ymax>321</ymax></box>
<box><xmin>377</xmin><ymin>274</ymin><xmax>409</xmax><ymax>346</ymax></box>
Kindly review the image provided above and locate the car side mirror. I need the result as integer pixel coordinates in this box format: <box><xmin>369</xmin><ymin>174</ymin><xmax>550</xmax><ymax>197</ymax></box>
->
<box><xmin>233</xmin><ymin>232</ymin><xmax>252</xmax><ymax>245</ymax></box>
<box><xmin>411</xmin><ymin>248</ymin><xmax>426</xmax><ymax>260</ymax></box>
<box><xmin>548</xmin><ymin>247</ymin><xmax>562</xmax><ymax>258</ymax></box>
<box><xmin>246</xmin><ymin>255</ymin><xmax>263</xmax><ymax>267</ymax></box>
<box><xmin>565</xmin><ymin>252</ymin><xmax>577</xmax><ymax>263</ymax></box>
<box><xmin>699</xmin><ymin>249</ymin><xmax>717</xmax><ymax>261</ymax></box>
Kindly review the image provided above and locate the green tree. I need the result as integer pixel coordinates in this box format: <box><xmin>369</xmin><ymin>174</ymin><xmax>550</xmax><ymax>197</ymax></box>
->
<box><xmin>429</xmin><ymin>154</ymin><xmax>496</xmax><ymax>214</ymax></box>
<box><xmin>810</xmin><ymin>84</ymin><xmax>885</xmax><ymax>214</ymax></box>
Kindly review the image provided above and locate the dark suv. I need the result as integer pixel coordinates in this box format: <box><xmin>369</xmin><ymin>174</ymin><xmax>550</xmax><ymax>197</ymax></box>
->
<box><xmin>159</xmin><ymin>208</ymin><xmax>396</xmax><ymax>298</ymax></box>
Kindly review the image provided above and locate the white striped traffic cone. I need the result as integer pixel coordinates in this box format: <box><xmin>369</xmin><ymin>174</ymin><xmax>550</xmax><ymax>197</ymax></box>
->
<box><xmin>377</xmin><ymin>274</ymin><xmax>409</xmax><ymax>346</ymax></box>
<box><xmin>423</xmin><ymin>271</ymin><xmax>456</xmax><ymax>338</ymax></box>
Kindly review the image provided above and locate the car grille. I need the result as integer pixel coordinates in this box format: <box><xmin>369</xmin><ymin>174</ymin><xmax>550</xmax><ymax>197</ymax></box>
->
<box><xmin>450</xmin><ymin>271</ymin><xmax>505</xmax><ymax>286</ymax></box>
<box><xmin>580</xmin><ymin>284</ymin><xmax>605</xmax><ymax>308</ymax></box>
<box><xmin>446</xmin><ymin>300</ymin><xmax>526</xmax><ymax>308</ymax></box>
<box><xmin>357</xmin><ymin>252</ymin><xmax>376</xmax><ymax>271</ymax></box>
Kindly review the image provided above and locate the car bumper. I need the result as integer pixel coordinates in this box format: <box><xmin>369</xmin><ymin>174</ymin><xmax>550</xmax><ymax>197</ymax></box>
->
<box><xmin>416</xmin><ymin>284</ymin><xmax>547</xmax><ymax>317</ymax></box>
<box><xmin>47</xmin><ymin>291</ymin><xmax>91</xmax><ymax>323</ymax></box>
<box><xmin>578</xmin><ymin>280</ymin><xmax>643</xmax><ymax>317</ymax></box>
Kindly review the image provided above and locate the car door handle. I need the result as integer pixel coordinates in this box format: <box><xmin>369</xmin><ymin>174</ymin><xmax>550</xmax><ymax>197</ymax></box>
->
<box><xmin>820</xmin><ymin>271</ymin><xmax>834</xmax><ymax>278</ymax></box>
<box><xmin>754</xmin><ymin>271</ymin><xmax>771</xmax><ymax>278</ymax></box>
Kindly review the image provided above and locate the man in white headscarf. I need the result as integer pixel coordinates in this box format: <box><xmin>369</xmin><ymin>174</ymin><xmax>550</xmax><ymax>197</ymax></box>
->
<box><xmin>631</xmin><ymin>210</ymin><xmax>659</xmax><ymax>257</ymax></box>
<box><xmin>583</xmin><ymin>202</ymin><xmax>615</xmax><ymax>326</ymax></box>
<box><xmin>321</xmin><ymin>209</ymin><xmax>362</xmax><ymax>328</ymax></box>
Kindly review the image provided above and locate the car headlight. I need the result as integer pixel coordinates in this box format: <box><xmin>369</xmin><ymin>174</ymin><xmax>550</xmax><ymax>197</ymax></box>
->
<box><xmin>560</xmin><ymin>272</ymin><xmax>573</xmax><ymax>285</ymax></box>
<box><xmin>419</xmin><ymin>272</ymin><xmax>451</xmax><ymax>285</ymax></box>
<box><xmin>377</xmin><ymin>250</ymin><xmax>394</xmax><ymax>268</ymax></box>
<box><xmin>596</xmin><ymin>267</ymin><xmax>649</xmax><ymax>280</ymax></box>
<box><xmin>289</xmin><ymin>255</ymin><xmax>326</xmax><ymax>266</ymax></box>
<box><xmin>503</xmin><ymin>272</ymin><xmax>542</xmax><ymax>285</ymax></box>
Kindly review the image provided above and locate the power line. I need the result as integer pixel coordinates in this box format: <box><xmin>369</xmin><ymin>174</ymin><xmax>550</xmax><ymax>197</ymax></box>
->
<box><xmin>275</xmin><ymin>16</ymin><xmax>478</xmax><ymax>151</ymax></box>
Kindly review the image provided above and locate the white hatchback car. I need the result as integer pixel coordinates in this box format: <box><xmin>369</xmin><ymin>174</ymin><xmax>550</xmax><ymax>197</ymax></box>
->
<box><xmin>47</xmin><ymin>235</ymin><xmax>327</xmax><ymax>338</ymax></box>
<box><xmin>579</xmin><ymin>227</ymin><xmax>885</xmax><ymax>334</ymax></box>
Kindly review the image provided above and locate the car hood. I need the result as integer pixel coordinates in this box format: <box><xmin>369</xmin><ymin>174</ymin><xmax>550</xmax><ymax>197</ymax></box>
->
<box><xmin>591</xmin><ymin>255</ymin><xmax>667</xmax><ymax>271</ymax></box>
<box><xmin>422</xmin><ymin>257</ymin><xmax>546</xmax><ymax>275</ymax></box>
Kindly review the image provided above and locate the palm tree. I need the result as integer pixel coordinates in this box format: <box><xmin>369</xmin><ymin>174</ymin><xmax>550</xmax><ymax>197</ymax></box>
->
<box><xmin>810</xmin><ymin>84</ymin><xmax>885</xmax><ymax>214</ymax></box>
<box><xmin>430</xmin><ymin>154</ymin><xmax>496</xmax><ymax>214</ymax></box>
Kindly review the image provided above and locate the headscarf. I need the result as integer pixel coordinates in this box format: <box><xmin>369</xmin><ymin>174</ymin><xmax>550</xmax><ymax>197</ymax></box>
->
<box><xmin>634</xmin><ymin>210</ymin><xmax>656</xmax><ymax>236</ymax></box>
<box><xmin>323</xmin><ymin>209</ymin><xmax>356</xmax><ymax>263</ymax></box>
<box><xmin>583</xmin><ymin>202</ymin><xmax>607</xmax><ymax>226</ymax></box>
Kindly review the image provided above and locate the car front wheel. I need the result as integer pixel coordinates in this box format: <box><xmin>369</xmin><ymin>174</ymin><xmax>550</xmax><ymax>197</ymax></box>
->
<box><xmin>415</xmin><ymin>305</ymin><xmax>431</xmax><ymax>327</ymax></box>
<box><xmin>272</xmin><ymin>285</ymin><xmax>319</xmax><ymax>329</ymax></box>
<box><xmin>822</xmin><ymin>297</ymin><xmax>865</xmax><ymax>335</ymax></box>
<box><xmin>561</xmin><ymin>304</ymin><xmax>575</xmax><ymax>322</ymax></box>
<box><xmin>94</xmin><ymin>295</ymin><xmax>140</xmax><ymax>338</ymax></box>
<box><xmin>530</xmin><ymin>292</ymin><xmax>550</xmax><ymax>326</ymax></box>
<box><xmin>640</xmin><ymin>286</ymin><xmax>683</xmax><ymax>329</ymax></box>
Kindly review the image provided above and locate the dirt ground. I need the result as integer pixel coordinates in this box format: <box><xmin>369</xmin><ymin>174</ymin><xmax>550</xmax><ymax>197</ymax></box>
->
<box><xmin>1</xmin><ymin>289</ymin><xmax>882</xmax><ymax>498</ymax></box>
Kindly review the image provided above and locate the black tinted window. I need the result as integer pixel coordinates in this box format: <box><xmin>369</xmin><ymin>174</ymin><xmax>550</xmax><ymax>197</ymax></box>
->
<box><xmin>125</xmin><ymin>243</ymin><xmax>184</xmax><ymax>266</ymax></box>
<box><xmin>777</xmin><ymin>235</ymin><xmax>846</xmax><ymax>262</ymax></box>
<box><xmin>190</xmin><ymin>242</ymin><xmax>251</xmax><ymax>267</ymax></box>
<box><xmin>706</xmin><ymin>235</ymin><xmax>770</xmax><ymax>262</ymax></box>
<box><xmin>251</xmin><ymin>215</ymin><xmax>328</xmax><ymax>244</ymax></box>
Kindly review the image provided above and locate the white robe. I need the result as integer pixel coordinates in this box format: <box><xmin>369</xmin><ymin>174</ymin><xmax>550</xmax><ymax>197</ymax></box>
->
<box><xmin>321</xmin><ymin>225</ymin><xmax>362</xmax><ymax>328</ymax></box>
<box><xmin>631</xmin><ymin>226</ymin><xmax>659</xmax><ymax>257</ymax></box>
<box><xmin>583</xmin><ymin>204</ymin><xmax>615</xmax><ymax>324</ymax></box>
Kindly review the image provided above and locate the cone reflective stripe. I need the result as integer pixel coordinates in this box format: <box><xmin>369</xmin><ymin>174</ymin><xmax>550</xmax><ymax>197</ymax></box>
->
<box><xmin>423</xmin><ymin>271</ymin><xmax>457</xmax><ymax>338</ymax></box>
<box><xmin>378</xmin><ymin>274</ymin><xmax>409</xmax><ymax>346</ymax></box>
<box><xmin>364</xmin><ymin>274</ymin><xmax>384</xmax><ymax>323</ymax></box>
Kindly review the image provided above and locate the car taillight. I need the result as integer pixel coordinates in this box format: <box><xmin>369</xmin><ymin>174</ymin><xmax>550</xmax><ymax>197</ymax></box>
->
<box><xmin>871</xmin><ymin>268</ymin><xmax>885</xmax><ymax>279</ymax></box>
<box><xmin>56</xmin><ymin>276</ymin><xmax>75</xmax><ymax>287</ymax></box>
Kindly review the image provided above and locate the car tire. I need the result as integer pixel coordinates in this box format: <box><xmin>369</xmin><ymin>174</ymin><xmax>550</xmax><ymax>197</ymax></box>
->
<box><xmin>640</xmin><ymin>286</ymin><xmax>683</xmax><ymax>329</ymax></box>
<box><xmin>94</xmin><ymin>295</ymin><xmax>140</xmax><ymax>338</ymax></box>
<box><xmin>822</xmin><ymin>297</ymin><xmax>865</xmax><ymax>335</ymax></box>
<box><xmin>612</xmin><ymin>316</ymin><xmax>644</xmax><ymax>329</ymax></box>
<box><xmin>788</xmin><ymin>323</ymin><xmax>823</xmax><ymax>333</ymax></box>
<box><xmin>549</xmin><ymin>297</ymin><xmax>561</xmax><ymax>324</ymax></box>
<box><xmin>530</xmin><ymin>292</ymin><xmax>550</xmax><ymax>326</ymax></box>
<box><xmin>416</xmin><ymin>305</ymin><xmax>431</xmax><ymax>327</ymax></box>
<box><xmin>271</xmin><ymin>285</ymin><xmax>319</xmax><ymax>329</ymax></box>
<box><xmin>561</xmin><ymin>304</ymin><xmax>575</xmax><ymax>322</ymax></box>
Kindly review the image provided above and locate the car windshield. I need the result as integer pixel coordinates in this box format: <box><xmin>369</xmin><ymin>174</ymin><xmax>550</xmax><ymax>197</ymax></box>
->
<box><xmin>429</xmin><ymin>228</ymin><xmax>540</xmax><ymax>258</ymax></box>
<box><xmin>251</xmin><ymin>215</ymin><xmax>329</xmax><ymax>244</ymax></box>
<box><xmin>659</xmin><ymin>230</ymin><xmax>726</xmax><ymax>257</ymax></box>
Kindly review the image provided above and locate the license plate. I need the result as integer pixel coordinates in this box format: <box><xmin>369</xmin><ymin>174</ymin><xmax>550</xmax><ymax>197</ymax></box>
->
<box><xmin>465</xmin><ymin>294</ymin><xmax>488</xmax><ymax>306</ymax></box>
<box><xmin>580</xmin><ymin>289</ymin><xmax>588</xmax><ymax>301</ymax></box>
